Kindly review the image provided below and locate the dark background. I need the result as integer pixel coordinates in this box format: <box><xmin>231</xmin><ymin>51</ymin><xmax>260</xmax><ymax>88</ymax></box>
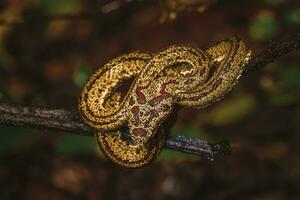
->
<box><xmin>0</xmin><ymin>0</ymin><xmax>300</xmax><ymax>199</ymax></box>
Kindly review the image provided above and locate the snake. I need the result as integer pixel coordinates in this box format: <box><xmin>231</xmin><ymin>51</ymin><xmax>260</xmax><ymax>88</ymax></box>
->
<box><xmin>79</xmin><ymin>37</ymin><xmax>252</xmax><ymax>168</ymax></box>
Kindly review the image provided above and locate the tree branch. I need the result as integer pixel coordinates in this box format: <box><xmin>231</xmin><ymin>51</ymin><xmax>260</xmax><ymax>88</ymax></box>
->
<box><xmin>0</xmin><ymin>103</ymin><xmax>230</xmax><ymax>158</ymax></box>
<box><xmin>245</xmin><ymin>31</ymin><xmax>300</xmax><ymax>73</ymax></box>
<box><xmin>0</xmin><ymin>32</ymin><xmax>299</xmax><ymax>158</ymax></box>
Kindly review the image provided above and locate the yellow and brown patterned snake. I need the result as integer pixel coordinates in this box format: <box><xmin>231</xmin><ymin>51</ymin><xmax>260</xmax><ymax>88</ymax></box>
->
<box><xmin>79</xmin><ymin>37</ymin><xmax>252</xmax><ymax>168</ymax></box>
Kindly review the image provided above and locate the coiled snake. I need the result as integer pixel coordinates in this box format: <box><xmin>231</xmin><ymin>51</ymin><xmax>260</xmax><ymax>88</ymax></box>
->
<box><xmin>79</xmin><ymin>37</ymin><xmax>251</xmax><ymax>168</ymax></box>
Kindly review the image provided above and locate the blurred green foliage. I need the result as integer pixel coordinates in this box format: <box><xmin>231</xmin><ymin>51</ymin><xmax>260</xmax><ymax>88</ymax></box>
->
<box><xmin>0</xmin><ymin>126</ymin><xmax>37</xmax><ymax>155</ymax></box>
<box><xmin>286</xmin><ymin>8</ymin><xmax>300</xmax><ymax>25</ymax></box>
<box><xmin>53</xmin><ymin>134</ymin><xmax>101</xmax><ymax>156</ymax></box>
<box><xmin>33</xmin><ymin>0</ymin><xmax>80</xmax><ymax>14</ymax></box>
<box><xmin>249</xmin><ymin>10</ymin><xmax>279</xmax><ymax>41</ymax></box>
<box><xmin>73</xmin><ymin>63</ymin><xmax>91</xmax><ymax>88</ymax></box>
<box><xmin>0</xmin><ymin>87</ymin><xmax>11</xmax><ymax>102</ymax></box>
<box><xmin>206</xmin><ymin>93</ymin><xmax>256</xmax><ymax>126</ymax></box>
<box><xmin>264</xmin><ymin>62</ymin><xmax>300</xmax><ymax>106</ymax></box>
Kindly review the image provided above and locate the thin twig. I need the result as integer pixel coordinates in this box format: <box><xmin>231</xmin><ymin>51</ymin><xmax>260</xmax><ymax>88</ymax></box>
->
<box><xmin>0</xmin><ymin>32</ymin><xmax>299</xmax><ymax>158</ymax></box>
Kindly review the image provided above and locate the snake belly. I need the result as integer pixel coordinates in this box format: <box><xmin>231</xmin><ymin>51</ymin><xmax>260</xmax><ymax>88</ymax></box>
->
<box><xmin>79</xmin><ymin>37</ymin><xmax>251</xmax><ymax>168</ymax></box>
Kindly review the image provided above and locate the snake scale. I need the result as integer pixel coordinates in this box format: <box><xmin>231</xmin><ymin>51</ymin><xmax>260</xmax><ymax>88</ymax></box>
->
<box><xmin>79</xmin><ymin>37</ymin><xmax>251</xmax><ymax>168</ymax></box>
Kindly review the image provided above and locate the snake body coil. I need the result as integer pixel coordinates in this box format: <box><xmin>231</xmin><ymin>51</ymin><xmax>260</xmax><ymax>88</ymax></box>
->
<box><xmin>79</xmin><ymin>37</ymin><xmax>251</xmax><ymax>168</ymax></box>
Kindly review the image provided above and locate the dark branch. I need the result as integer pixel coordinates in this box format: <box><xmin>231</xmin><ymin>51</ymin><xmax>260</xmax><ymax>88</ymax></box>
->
<box><xmin>0</xmin><ymin>103</ymin><xmax>230</xmax><ymax>158</ymax></box>
<box><xmin>245</xmin><ymin>31</ymin><xmax>300</xmax><ymax>73</ymax></box>
<box><xmin>0</xmin><ymin>32</ymin><xmax>299</xmax><ymax>158</ymax></box>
